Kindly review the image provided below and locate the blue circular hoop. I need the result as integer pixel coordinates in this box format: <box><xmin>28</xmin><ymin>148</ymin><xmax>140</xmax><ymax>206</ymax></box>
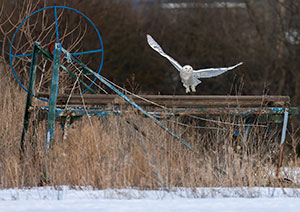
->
<box><xmin>9</xmin><ymin>6</ymin><xmax>104</xmax><ymax>101</ymax></box>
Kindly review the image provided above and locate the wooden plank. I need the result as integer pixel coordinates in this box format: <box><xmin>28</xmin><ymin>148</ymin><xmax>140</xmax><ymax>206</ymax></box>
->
<box><xmin>30</xmin><ymin>106</ymin><xmax>298</xmax><ymax>125</ymax></box>
<box><xmin>37</xmin><ymin>93</ymin><xmax>290</xmax><ymax>107</ymax></box>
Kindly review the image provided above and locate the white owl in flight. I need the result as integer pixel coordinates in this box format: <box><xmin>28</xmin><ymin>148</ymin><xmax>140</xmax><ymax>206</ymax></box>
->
<box><xmin>147</xmin><ymin>34</ymin><xmax>243</xmax><ymax>93</ymax></box>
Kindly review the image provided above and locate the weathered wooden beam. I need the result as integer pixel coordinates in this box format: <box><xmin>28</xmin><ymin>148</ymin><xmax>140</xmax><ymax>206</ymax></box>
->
<box><xmin>37</xmin><ymin>93</ymin><xmax>290</xmax><ymax>107</ymax></box>
<box><xmin>29</xmin><ymin>106</ymin><xmax>298</xmax><ymax>125</ymax></box>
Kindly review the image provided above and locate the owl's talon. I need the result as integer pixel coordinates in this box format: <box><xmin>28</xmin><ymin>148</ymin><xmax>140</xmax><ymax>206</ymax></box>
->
<box><xmin>191</xmin><ymin>86</ymin><xmax>196</xmax><ymax>92</ymax></box>
<box><xmin>186</xmin><ymin>87</ymin><xmax>190</xmax><ymax>93</ymax></box>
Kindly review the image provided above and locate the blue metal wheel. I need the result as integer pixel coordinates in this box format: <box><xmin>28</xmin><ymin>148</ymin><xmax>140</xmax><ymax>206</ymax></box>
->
<box><xmin>9</xmin><ymin>6</ymin><xmax>104</xmax><ymax>101</ymax></box>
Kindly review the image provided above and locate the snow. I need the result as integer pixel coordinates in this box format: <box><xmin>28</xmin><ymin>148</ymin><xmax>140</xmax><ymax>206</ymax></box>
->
<box><xmin>1</xmin><ymin>198</ymin><xmax>300</xmax><ymax>212</ymax></box>
<box><xmin>0</xmin><ymin>187</ymin><xmax>300</xmax><ymax>212</ymax></box>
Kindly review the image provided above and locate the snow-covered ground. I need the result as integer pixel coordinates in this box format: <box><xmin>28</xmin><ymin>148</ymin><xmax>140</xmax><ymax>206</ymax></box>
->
<box><xmin>0</xmin><ymin>187</ymin><xmax>300</xmax><ymax>212</ymax></box>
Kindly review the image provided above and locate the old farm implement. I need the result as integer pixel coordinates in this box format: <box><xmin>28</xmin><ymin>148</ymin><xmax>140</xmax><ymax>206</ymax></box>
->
<box><xmin>10</xmin><ymin>6</ymin><xmax>298</xmax><ymax>179</ymax></box>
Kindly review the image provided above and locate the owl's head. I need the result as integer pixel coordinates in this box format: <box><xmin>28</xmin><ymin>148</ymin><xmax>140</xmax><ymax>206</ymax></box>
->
<box><xmin>183</xmin><ymin>65</ymin><xmax>193</xmax><ymax>72</ymax></box>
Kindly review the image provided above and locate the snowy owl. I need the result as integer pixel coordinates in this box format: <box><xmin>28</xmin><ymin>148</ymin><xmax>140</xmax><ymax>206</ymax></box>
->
<box><xmin>147</xmin><ymin>34</ymin><xmax>243</xmax><ymax>93</ymax></box>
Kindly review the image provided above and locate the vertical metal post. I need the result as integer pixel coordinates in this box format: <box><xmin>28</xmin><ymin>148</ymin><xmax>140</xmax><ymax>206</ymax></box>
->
<box><xmin>276</xmin><ymin>109</ymin><xmax>289</xmax><ymax>177</ymax></box>
<box><xmin>243</xmin><ymin>125</ymin><xmax>250</xmax><ymax>142</ymax></box>
<box><xmin>46</xmin><ymin>43</ymin><xmax>61</xmax><ymax>152</ymax></box>
<box><xmin>20</xmin><ymin>42</ymin><xmax>39</xmax><ymax>152</ymax></box>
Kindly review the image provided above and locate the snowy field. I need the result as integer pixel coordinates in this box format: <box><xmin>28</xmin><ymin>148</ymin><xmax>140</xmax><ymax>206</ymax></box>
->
<box><xmin>0</xmin><ymin>187</ymin><xmax>300</xmax><ymax>212</ymax></box>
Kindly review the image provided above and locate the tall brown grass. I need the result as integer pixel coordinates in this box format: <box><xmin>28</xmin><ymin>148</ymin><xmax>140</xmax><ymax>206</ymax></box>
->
<box><xmin>0</xmin><ymin>62</ymin><xmax>299</xmax><ymax>189</ymax></box>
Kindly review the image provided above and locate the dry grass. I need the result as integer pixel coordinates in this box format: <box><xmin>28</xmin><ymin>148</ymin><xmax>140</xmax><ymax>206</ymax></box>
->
<box><xmin>0</xmin><ymin>63</ymin><xmax>299</xmax><ymax>190</ymax></box>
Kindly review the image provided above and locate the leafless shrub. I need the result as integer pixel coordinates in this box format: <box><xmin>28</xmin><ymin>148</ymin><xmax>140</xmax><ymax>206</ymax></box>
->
<box><xmin>0</xmin><ymin>75</ymin><xmax>299</xmax><ymax>189</ymax></box>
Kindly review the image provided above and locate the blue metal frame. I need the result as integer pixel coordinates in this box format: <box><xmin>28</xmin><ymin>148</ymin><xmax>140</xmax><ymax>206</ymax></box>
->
<box><xmin>46</xmin><ymin>43</ymin><xmax>62</xmax><ymax>151</ymax></box>
<box><xmin>21</xmin><ymin>42</ymin><xmax>192</xmax><ymax>151</ymax></box>
<box><xmin>9</xmin><ymin>6</ymin><xmax>104</xmax><ymax>101</ymax></box>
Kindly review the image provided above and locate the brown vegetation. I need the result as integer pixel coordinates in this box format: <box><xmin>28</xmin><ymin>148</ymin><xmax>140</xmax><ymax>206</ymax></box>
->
<box><xmin>0</xmin><ymin>66</ymin><xmax>299</xmax><ymax>189</ymax></box>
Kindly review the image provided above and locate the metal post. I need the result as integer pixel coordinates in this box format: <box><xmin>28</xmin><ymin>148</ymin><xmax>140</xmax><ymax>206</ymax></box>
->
<box><xmin>20</xmin><ymin>42</ymin><xmax>39</xmax><ymax>152</ymax></box>
<box><xmin>243</xmin><ymin>125</ymin><xmax>250</xmax><ymax>142</ymax></box>
<box><xmin>46</xmin><ymin>43</ymin><xmax>61</xmax><ymax>152</ymax></box>
<box><xmin>276</xmin><ymin>109</ymin><xmax>289</xmax><ymax>177</ymax></box>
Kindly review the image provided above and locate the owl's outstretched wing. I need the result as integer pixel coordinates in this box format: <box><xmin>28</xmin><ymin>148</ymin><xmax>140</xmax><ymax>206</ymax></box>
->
<box><xmin>147</xmin><ymin>34</ymin><xmax>182</xmax><ymax>72</ymax></box>
<box><xmin>193</xmin><ymin>62</ymin><xmax>243</xmax><ymax>78</ymax></box>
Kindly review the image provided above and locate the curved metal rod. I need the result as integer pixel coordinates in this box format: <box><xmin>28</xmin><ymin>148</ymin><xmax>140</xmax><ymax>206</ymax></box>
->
<box><xmin>9</xmin><ymin>6</ymin><xmax>104</xmax><ymax>98</ymax></box>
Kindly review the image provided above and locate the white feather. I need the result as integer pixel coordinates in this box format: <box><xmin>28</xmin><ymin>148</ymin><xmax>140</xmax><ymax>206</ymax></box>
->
<box><xmin>193</xmin><ymin>62</ymin><xmax>243</xmax><ymax>78</ymax></box>
<box><xmin>147</xmin><ymin>34</ymin><xmax>182</xmax><ymax>72</ymax></box>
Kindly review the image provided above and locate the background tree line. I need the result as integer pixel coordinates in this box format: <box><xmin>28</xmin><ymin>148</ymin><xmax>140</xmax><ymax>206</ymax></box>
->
<box><xmin>1</xmin><ymin>0</ymin><xmax>300</xmax><ymax>105</ymax></box>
